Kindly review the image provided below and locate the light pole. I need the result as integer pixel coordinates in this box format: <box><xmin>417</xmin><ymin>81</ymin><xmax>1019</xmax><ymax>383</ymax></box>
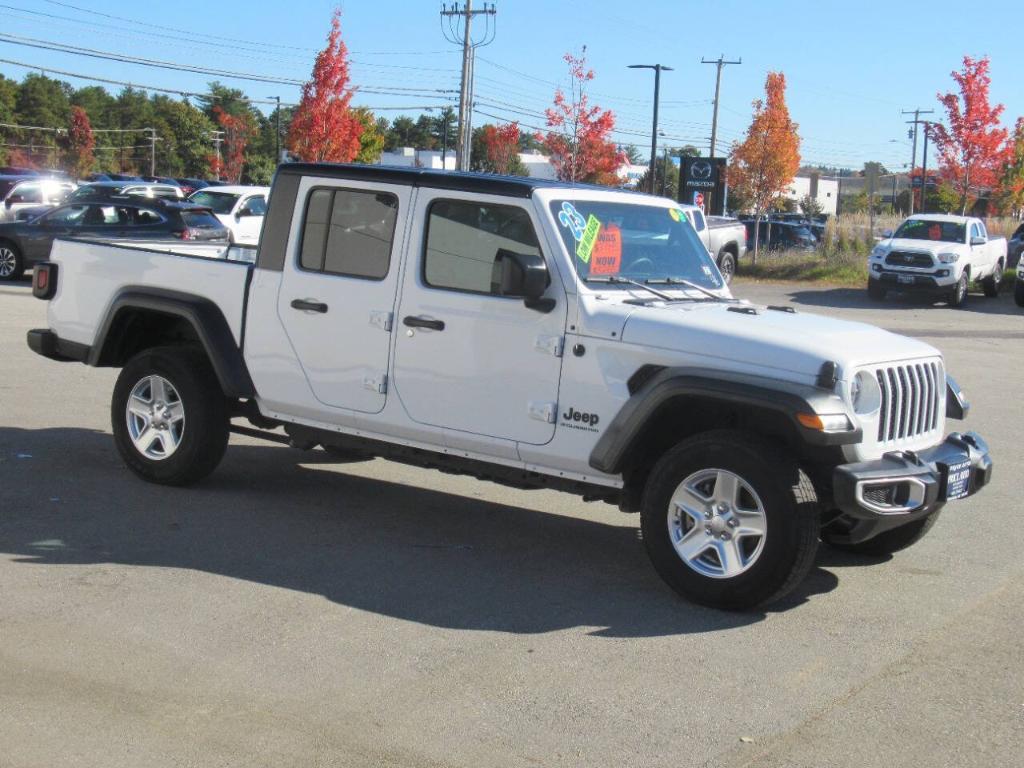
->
<box><xmin>268</xmin><ymin>95</ymin><xmax>281</xmax><ymax>163</ymax></box>
<box><xmin>629</xmin><ymin>64</ymin><xmax>673</xmax><ymax>194</ymax></box>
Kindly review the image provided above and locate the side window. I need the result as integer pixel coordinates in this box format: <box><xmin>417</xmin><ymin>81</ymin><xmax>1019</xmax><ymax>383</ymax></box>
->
<box><xmin>977</xmin><ymin>221</ymin><xmax>987</xmax><ymax>240</ymax></box>
<box><xmin>243</xmin><ymin>196</ymin><xmax>267</xmax><ymax>215</ymax></box>
<box><xmin>970</xmin><ymin>222</ymin><xmax>981</xmax><ymax>240</ymax></box>
<box><xmin>424</xmin><ymin>199</ymin><xmax>541</xmax><ymax>295</ymax></box>
<box><xmin>11</xmin><ymin>184</ymin><xmax>41</xmax><ymax>204</ymax></box>
<box><xmin>299</xmin><ymin>187</ymin><xmax>398</xmax><ymax>280</ymax></box>
<box><xmin>132</xmin><ymin>207</ymin><xmax>165</xmax><ymax>225</ymax></box>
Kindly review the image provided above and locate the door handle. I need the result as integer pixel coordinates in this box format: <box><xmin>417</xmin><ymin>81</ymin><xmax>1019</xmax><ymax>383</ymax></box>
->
<box><xmin>291</xmin><ymin>298</ymin><xmax>329</xmax><ymax>313</ymax></box>
<box><xmin>402</xmin><ymin>315</ymin><xmax>445</xmax><ymax>331</ymax></box>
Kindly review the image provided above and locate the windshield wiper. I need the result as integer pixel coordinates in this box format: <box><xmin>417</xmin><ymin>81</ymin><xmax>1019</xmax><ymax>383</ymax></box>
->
<box><xmin>583</xmin><ymin>275</ymin><xmax>674</xmax><ymax>301</ymax></box>
<box><xmin>653</xmin><ymin>277</ymin><xmax>735</xmax><ymax>302</ymax></box>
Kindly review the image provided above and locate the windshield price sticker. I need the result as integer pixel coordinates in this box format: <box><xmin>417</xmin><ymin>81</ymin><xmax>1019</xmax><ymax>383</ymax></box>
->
<box><xmin>576</xmin><ymin>214</ymin><xmax>602</xmax><ymax>263</ymax></box>
<box><xmin>590</xmin><ymin>223</ymin><xmax>622</xmax><ymax>274</ymax></box>
<box><xmin>558</xmin><ymin>202</ymin><xmax>587</xmax><ymax>241</ymax></box>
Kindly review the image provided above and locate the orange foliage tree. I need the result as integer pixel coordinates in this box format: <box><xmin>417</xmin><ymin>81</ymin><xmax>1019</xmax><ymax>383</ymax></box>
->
<box><xmin>288</xmin><ymin>8</ymin><xmax>364</xmax><ymax>163</ymax></box>
<box><xmin>208</xmin><ymin>106</ymin><xmax>255</xmax><ymax>182</ymax></box>
<box><xmin>480</xmin><ymin>122</ymin><xmax>520</xmax><ymax>175</ymax></box>
<box><xmin>727</xmin><ymin>72</ymin><xmax>800</xmax><ymax>262</ymax></box>
<box><xmin>65</xmin><ymin>106</ymin><xmax>95</xmax><ymax>178</ymax></box>
<box><xmin>539</xmin><ymin>51</ymin><xmax>625</xmax><ymax>186</ymax></box>
<box><xmin>994</xmin><ymin>117</ymin><xmax>1024</xmax><ymax>216</ymax></box>
<box><xmin>931</xmin><ymin>56</ymin><xmax>1010</xmax><ymax>215</ymax></box>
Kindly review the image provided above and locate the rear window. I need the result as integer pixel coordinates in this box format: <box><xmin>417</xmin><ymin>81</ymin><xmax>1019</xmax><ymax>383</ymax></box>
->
<box><xmin>181</xmin><ymin>210</ymin><xmax>222</xmax><ymax>229</ymax></box>
<box><xmin>189</xmin><ymin>190</ymin><xmax>239</xmax><ymax>214</ymax></box>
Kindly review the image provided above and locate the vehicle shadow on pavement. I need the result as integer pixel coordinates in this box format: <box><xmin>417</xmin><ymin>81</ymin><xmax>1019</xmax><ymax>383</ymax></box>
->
<box><xmin>0</xmin><ymin>427</ymin><xmax>843</xmax><ymax>637</ymax></box>
<box><xmin>784</xmin><ymin>286</ymin><xmax>1024</xmax><ymax>322</ymax></box>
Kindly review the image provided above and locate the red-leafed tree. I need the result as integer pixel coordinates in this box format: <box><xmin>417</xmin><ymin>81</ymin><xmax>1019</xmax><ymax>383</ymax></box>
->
<box><xmin>480</xmin><ymin>122</ymin><xmax>521</xmax><ymax>175</ymax></box>
<box><xmin>539</xmin><ymin>50</ymin><xmax>625</xmax><ymax>186</ymax></box>
<box><xmin>65</xmin><ymin>105</ymin><xmax>95</xmax><ymax>178</ymax></box>
<box><xmin>994</xmin><ymin>117</ymin><xmax>1024</xmax><ymax>216</ymax></box>
<box><xmin>931</xmin><ymin>56</ymin><xmax>1010</xmax><ymax>215</ymax></box>
<box><xmin>210</xmin><ymin>106</ymin><xmax>255</xmax><ymax>182</ymax></box>
<box><xmin>288</xmin><ymin>8</ymin><xmax>364</xmax><ymax>163</ymax></box>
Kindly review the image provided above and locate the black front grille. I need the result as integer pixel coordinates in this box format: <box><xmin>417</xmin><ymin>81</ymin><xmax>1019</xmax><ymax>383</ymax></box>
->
<box><xmin>886</xmin><ymin>250</ymin><xmax>934</xmax><ymax>268</ymax></box>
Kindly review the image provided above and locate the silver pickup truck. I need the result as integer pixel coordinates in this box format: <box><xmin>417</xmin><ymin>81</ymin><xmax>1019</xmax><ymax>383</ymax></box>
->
<box><xmin>679</xmin><ymin>205</ymin><xmax>747</xmax><ymax>284</ymax></box>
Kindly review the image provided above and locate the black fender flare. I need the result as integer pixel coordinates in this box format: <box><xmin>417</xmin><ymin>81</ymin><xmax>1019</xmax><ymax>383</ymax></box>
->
<box><xmin>90</xmin><ymin>287</ymin><xmax>255</xmax><ymax>399</ymax></box>
<box><xmin>588</xmin><ymin>366</ymin><xmax>860</xmax><ymax>475</ymax></box>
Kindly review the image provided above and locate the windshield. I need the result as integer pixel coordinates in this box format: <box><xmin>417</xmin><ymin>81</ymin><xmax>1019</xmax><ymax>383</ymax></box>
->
<box><xmin>894</xmin><ymin>218</ymin><xmax>966</xmax><ymax>244</ymax></box>
<box><xmin>550</xmin><ymin>200</ymin><xmax>722</xmax><ymax>290</ymax></box>
<box><xmin>189</xmin><ymin>191</ymin><xmax>239</xmax><ymax>214</ymax></box>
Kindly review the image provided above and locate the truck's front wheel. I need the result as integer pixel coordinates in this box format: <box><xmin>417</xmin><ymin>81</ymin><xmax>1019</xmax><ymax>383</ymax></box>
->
<box><xmin>640</xmin><ymin>430</ymin><xmax>819</xmax><ymax>611</ymax></box>
<box><xmin>111</xmin><ymin>346</ymin><xmax>229</xmax><ymax>486</ymax></box>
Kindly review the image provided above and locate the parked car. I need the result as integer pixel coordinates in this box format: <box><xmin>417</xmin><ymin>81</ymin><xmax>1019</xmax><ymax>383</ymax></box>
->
<box><xmin>867</xmin><ymin>214</ymin><xmax>1007</xmax><ymax>306</ymax></box>
<box><xmin>0</xmin><ymin>199</ymin><xmax>228</xmax><ymax>280</ymax></box>
<box><xmin>67</xmin><ymin>181</ymin><xmax>185</xmax><ymax>202</ymax></box>
<box><xmin>25</xmin><ymin>163</ymin><xmax>993</xmax><ymax>610</ymax></box>
<box><xmin>174</xmin><ymin>178</ymin><xmax>211</xmax><ymax>196</ymax></box>
<box><xmin>676</xmin><ymin>206</ymin><xmax>747</xmax><ymax>284</ymax></box>
<box><xmin>1015</xmin><ymin>257</ymin><xmax>1024</xmax><ymax>308</ymax></box>
<box><xmin>0</xmin><ymin>176</ymin><xmax>76</xmax><ymax>223</ymax></box>
<box><xmin>187</xmin><ymin>185</ymin><xmax>269</xmax><ymax>245</ymax></box>
<box><xmin>1007</xmin><ymin>222</ymin><xmax>1024</xmax><ymax>268</ymax></box>
<box><xmin>743</xmin><ymin>219</ymin><xmax>817</xmax><ymax>251</ymax></box>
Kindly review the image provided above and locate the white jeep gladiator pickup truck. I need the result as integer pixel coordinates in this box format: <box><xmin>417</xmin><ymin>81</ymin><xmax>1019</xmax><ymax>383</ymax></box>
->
<box><xmin>868</xmin><ymin>213</ymin><xmax>1008</xmax><ymax>306</ymax></box>
<box><xmin>26</xmin><ymin>164</ymin><xmax>993</xmax><ymax>610</ymax></box>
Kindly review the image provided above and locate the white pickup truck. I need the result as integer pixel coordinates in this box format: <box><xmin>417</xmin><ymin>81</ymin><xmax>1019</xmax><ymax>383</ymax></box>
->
<box><xmin>678</xmin><ymin>205</ymin><xmax>747</xmax><ymax>284</ymax></box>
<box><xmin>26</xmin><ymin>164</ymin><xmax>993</xmax><ymax>610</ymax></box>
<box><xmin>868</xmin><ymin>214</ymin><xmax>1008</xmax><ymax>306</ymax></box>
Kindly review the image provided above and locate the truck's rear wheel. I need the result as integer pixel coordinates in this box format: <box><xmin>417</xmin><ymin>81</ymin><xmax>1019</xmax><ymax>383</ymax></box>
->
<box><xmin>822</xmin><ymin>511</ymin><xmax>940</xmax><ymax>556</ymax></box>
<box><xmin>982</xmin><ymin>261</ymin><xmax>1003</xmax><ymax>298</ymax></box>
<box><xmin>111</xmin><ymin>346</ymin><xmax>229</xmax><ymax>486</ymax></box>
<box><xmin>640</xmin><ymin>430</ymin><xmax>819</xmax><ymax>611</ymax></box>
<box><xmin>717</xmin><ymin>250</ymin><xmax>736</xmax><ymax>285</ymax></box>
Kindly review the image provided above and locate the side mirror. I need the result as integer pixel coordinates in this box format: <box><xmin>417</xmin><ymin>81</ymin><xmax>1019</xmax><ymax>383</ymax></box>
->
<box><xmin>970</xmin><ymin>236</ymin><xmax>986</xmax><ymax>246</ymax></box>
<box><xmin>881</xmin><ymin>229</ymin><xmax>893</xmax><ymax>238</ymax></box>
<box><xmin>494</xmin><ymin>249</ymin><xmax>553</xmax><ymax>311</ymax></box>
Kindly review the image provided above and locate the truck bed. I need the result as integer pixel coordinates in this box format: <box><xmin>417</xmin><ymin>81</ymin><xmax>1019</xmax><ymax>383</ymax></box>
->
<box><xmin>45</xmin><ymin>238</ymin><xmax>252</xmax><ymax>349</ymax></box>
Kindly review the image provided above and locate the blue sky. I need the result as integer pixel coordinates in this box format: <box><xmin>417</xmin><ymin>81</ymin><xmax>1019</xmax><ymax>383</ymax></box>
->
<box><xmin>1</xmin><ymin>0</ymin><xmax>1020</xmax><ymax>170</ymax></box>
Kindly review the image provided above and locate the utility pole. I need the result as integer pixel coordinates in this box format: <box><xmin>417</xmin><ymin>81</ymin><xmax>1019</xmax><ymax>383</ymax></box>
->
<box><xmin>902</xmin><ymin>108</ymin><xmax>933</xmax><ymax>214</ymax></box>
<box><xmin>208</xmin><ymin>129</ymin><xmax>225</xmax><ymax>179</ymax></box>
<box><xmin>920</xmin><ymin>121</ymin><xmax>931</xmax><ymax>213</ymax></box>
<box><xmin>146</xmin><ymin>128</ymin><xmax>159</xmax><ymax>176</ymax></box>
<box><xmin>702</xmin><ymin>55</ymin><xmax>741</xmax><ymax>158</ymax></box>
<box><xmin>268</xmin><ymin>95</ymin><xmax>281</xmax><ymax>163</ymax></box>
<box><xmin>441</xmin><ymin>2</ymin><xmax>496</xmax><ymax>171</ymax></box>
<box><xmin>629</xmin><ymin>63</ymin><xmax>673</xmax><ymax>194</ymax></box>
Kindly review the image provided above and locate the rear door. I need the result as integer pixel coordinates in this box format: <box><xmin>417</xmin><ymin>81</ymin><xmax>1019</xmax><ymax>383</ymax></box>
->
<box><xmin>392</xmin><ymin>192</ymin><xmax>566</xmax><ymax>445</ymax></box>
<box><xmin>275</xmin><ymin>177</ymin><xmax>410</xmax><ymax>415</ymax></box>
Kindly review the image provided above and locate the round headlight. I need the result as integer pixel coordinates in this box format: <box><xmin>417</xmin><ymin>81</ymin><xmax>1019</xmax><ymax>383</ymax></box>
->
<box><xmin>852</xmin><ymin>371</ymin><xmax>881</xmax><ymax>414</ymax></box>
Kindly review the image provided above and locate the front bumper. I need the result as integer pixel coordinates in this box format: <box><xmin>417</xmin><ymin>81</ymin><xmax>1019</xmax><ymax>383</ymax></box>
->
<box><xmin>827</xmin><ymin>432</ymin><xmax>992</xmax><ymax>544</ymax></box>
<box><xmin>870</xmin><ymin>268</ymin><xmax>956</xmax><ymax>291</ymax></box>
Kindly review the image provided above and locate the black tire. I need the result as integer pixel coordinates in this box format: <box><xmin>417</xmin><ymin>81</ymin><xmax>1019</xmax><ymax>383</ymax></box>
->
<box><xmin>1015</xmin><ymin>279</ymin><xmax>1024</xmax><ymax>308</ymax></box>
<box><xmin>0</xmin><ymin>239</ymin><xmax>24</xmax><ymax>282</ymax></box>
<box><xmin>717</xmin><ymin>250</ymin><xmax>737</xmax><ymax>285</ymax></box>
<box><xmin>111</xmin><ymin>345</ymin><xmax>229</xmax><ymax>486</ymax></box>
<box><xmin>822</xmin><ymin>511</ymin><xmax>940</xmax><ymax>556</ymax></box>
<box><xmin>949</xmin><ymin>272</ymin><xmax>969</xmax><ymax>308</ymax></box>
<box><xmin>640</xmin><ymin>430</ymin><xmax>819</xmax><ymax>611</ymax></box>
<box><xmin>982</xmin><ymin>261</ymin><xmax>1003</xmax><ymax>298</ymax></box>
<box><xmin>867</xmin><ymin>279</ymin><xmax>886</xmax><ymax>301</ymax></box>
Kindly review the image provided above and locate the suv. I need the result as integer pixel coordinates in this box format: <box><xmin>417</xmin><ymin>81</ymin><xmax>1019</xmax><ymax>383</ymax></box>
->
<box><xmin>25</xmin><ymin>164</ymin><xmax>993</xmax><ymax>610</ymax></box>
<box><xmin>0</xmin><ymin>200</ymin><xmax>227</xmax><ymax>280</ymax></box>
<box><xmin>0</xmin><ymin>176</ymin><xmax>76</xmax><ymax>223</ymax></box>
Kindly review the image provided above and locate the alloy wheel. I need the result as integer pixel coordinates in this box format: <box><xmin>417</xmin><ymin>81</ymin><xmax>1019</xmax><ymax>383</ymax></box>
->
<box><xmin>125</xmin><ymin>375</ymin><xmax>186</xmax><ymax>460</ymax></box>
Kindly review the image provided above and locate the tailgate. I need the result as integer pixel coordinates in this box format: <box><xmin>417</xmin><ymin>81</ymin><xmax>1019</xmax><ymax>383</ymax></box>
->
<box><xmin>45</xmin><ymin>238</ymin><xmax>252</xmax><ymax>348</ymax></box>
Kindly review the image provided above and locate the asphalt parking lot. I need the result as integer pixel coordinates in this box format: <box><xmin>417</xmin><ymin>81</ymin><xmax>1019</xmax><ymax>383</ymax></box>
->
<box><xmin>1</xmin><ymin>275</ymin><xmax>1022</xmax><ymax>768</ymax></box>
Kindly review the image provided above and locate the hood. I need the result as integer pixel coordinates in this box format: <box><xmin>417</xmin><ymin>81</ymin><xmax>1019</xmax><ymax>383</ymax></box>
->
<box><xmin>880</xmin><ymin>238</ymin><xmax>963</xmax><ymax>253</ymax></box>
<box><xmin>616</xmin><ymin>301</ymin><xmax>939</xmax><ymax>381</ymax></box>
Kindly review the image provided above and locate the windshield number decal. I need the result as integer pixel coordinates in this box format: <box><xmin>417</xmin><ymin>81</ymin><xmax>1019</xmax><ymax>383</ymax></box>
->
<box><xmin>591</xmin><ymin>223</ymin><xmax>621</xmax><ymax>274</ymax></box>
<box><xmin>669</xmin><ymin>208</ymin><xmax>683</xmax><ymax>222</ymax></box>
<box><xmin>576</xmin><ymin>214</ymin><xmax>602</xmax><ymax>263</ymax></box>
<box><xmin>558</xmin><ymin>202</ymin><xmax>587</xmax><ymax>241</ymax></box>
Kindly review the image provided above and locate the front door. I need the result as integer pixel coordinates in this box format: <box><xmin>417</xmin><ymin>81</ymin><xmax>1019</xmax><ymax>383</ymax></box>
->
<box><xmin>393</xmin><ymin>192</ymin><xmax>566</xmax><ymax>445</ymax></box>
<box><xmin>235</xmin><ymin>195</ymin><xmax>267</xmax><ymax>244</ymax></box>
<box><xmin>276</xmin><ymin>177</ymin><xmax>410</xmax><ymax>414</ymax></box>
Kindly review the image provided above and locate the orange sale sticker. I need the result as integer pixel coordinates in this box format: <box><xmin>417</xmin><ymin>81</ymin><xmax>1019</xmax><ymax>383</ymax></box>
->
<box><xmin>590</xmin><ymin>223</ymin><xmax>622</xmax><ymax>274</ymax></box>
